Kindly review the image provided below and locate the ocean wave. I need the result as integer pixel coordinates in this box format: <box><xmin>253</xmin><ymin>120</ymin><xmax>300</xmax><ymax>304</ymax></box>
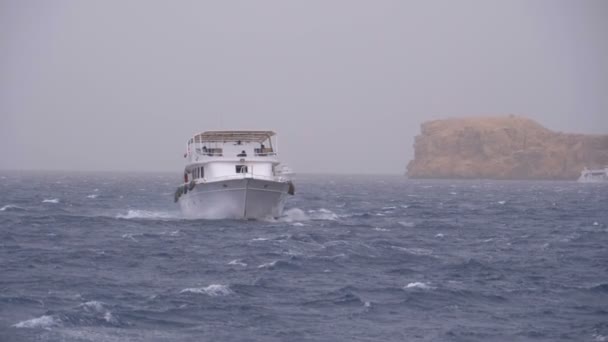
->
<box><xmin>180</xmin><ymin>284</ymin><xmax>233</xmax><ymax>297</ymax></box>
<box><xmin>0</xmin><ymin>204</ymin><xmax>26</xmax><ymax>212</ymax></box>
<box><xmin>258</xmin><ymin>260</ymin><xmax>278</xmax><ymax>269</ymax></box>
<box><xmin>86</xmin><ymin>194</ymin><xmax>98</xmax><ymax>199</ymax></box>
<box><xmin>588</xmin><ymin>283</ymin><xmax>608</xmax><ymax>293</ymax></box>
<box><xmin>398</xmin><ymin>221</ymin><xmax>416</xmax><ymax>228</ymax></box>
<box><xmin>391</xmin><ymin>246</ymin><xmax>433</xmax><ymax>256</ymax></box>
<box><xmin>42</xmin><ymin>198</ymin><xmax>60</xmax><ymax>204</ymax></box>
<box><xmin>308</xmin><ymin>208</ymin><xmax>339</xmax><ymax>221</ymax></box>
<box><xmin>275</xmin><ymin>208</ymin><xmax>309</xmax><ymax>222</ymax></box>
<box><xmin>116</xmin><ymin>209</ymin><xmax>178</xmax><ymax>220</ymax></box>
<box><xmin>404</xmin><ymin>282</ymin><xmax>435</xmax><ymax>290</ymax></box>
<box><xmin>228</xmin><ymin>259</ymin><xmax>247</xmax><ymax>267</ymax></box>
<box><xmin>274</xmin><ymin>207</ymin><xmax>339</xmax><ymax>222</ymax></box>
<box><xmin>13</xmin><ymin>315</ymin><xmax>59</xmax><ymax>329</ymax></box>
<box><xmin>79</xmin><ymin>300</ymin><xmax>105</xmax><ymax>312</ymax></box>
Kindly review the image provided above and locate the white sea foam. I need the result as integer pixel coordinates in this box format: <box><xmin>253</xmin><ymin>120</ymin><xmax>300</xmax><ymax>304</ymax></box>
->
<box><xmin>593</xmin><ymin>222</ymin><xmax>599</xmax><ymax>226</ymax></box>
<box><xmin>103</xmin><ymin>311</ymin><xmax>116</xmax><ymax>323</ymax></box>
<box><xmin>122</xmin><ymin>233</ymin><xmax>141</xmax><ymax>242</ymax></box>
<box><xmin>309</xmin><ymin>208</ymin><xmax>339</xmax><ymax>221</ymax></box>
<box><xmin>180</xmin><ymin>284</ymin><xmax>232</xmax><ymax>296</ymax></box>
<box><xmin>497</xmin><ymin>201</ymin><xmax>506</xmax><ymax>205</ymax></box>
<box><xmin>291</xmin><ymin>222</ymin><xmax>305</xmax><ymax>227</ymax></box>
<box><xmin>252</xmin><ymin>237</ymin><xmax>270</xmax><ymax>241</ymax></box>
<box><xmin>13</xmin><ymin>315</ymin><xmax>59</xmax><ymax>329</ymax></box>
<box><xmin>382</xmin><ymin>206</ymin><xmax>396</xmax><ymax>210</ymax></box>
<box><xmin>404</xmin><ymin>282</ymin><xmax>435</xmax><ymax>290</ymax></box>
<box><xmin>228</xmin><ymin>259</ymin><xmax>247</xmax><ymax>267</ymax></box>
<box><xmin>374</xmin><ymin>227</ymin><xmax>390</xmax><ymax>232</ymax></box>
<box><xmin>277</xmin><ymin>208</ymin><xmax>309</xmax><ymax>222</ymax></box>
<box><xmin>449</xmin><ymin>192</ymin><xmax>457</xmax><ymax>195</ymax></box>
<box><xmin>258</xmin><ymin>260</ymin><xmax>278</xmax><ymax>269</ymax></box>
<box><xmin>80</xmin><ymin>300</ymin><xmax>105</xmax><ymax>311</ymax></box>
<box><xmin>398</xmin><ymin>221</ymin><xmax>415</xmax><ymax>228</ymax></box>
<box><xmin>116</xmin><ymin>210</ymin><xmax>177</xmax><ymax>220</ymax></box>
<box><xmin>86</xmin><ymin>194</ymin><xmax>98</xmax><ymax>199</ymax></box>
<box><xmin>42</xmin><ymin>198</ymin><xmax>59</xmax><ymax>204</ymax></box>
<box><xmin>0</xmin><ymin>204</ymin><xmax>24</xmax><ymax>211</ymax></box>
<box><xmin>435</xmin><ymin>233</ymin><xmax>445</xmax><ymax>238</ymax></box>
<box><xmin>594</xmin><ymin>334</ymin><xmax>608</xmax><ymax>342</ymax></box>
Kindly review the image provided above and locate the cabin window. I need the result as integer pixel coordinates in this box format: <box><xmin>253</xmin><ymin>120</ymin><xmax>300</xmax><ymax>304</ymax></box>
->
<box><xmin>236</xmin><ymin>165</ymin><xmax>248</xmax><ymax>174</ymax></box>
<box><xmin>200</xmin><ymin>167</ymin><xmax>204</xmax><ymax>179</ymax></box>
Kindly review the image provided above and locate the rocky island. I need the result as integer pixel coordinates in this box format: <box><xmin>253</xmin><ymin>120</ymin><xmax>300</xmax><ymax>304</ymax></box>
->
<box><xmin>406</xmin><ymin>116</ymin><xmax>608</xmax><ymax>180</ymax></box>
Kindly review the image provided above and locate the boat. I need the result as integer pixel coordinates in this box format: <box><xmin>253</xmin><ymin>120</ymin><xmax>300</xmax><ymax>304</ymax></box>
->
<box><xmin>578</xmin><ymin>166</ymin><xmax>608</xmax><ymax>183</ymax></box>
<box><xmin>175</xmin><ymin>130</ymin><xmax>295</xmax><ymax>219</ymax></box>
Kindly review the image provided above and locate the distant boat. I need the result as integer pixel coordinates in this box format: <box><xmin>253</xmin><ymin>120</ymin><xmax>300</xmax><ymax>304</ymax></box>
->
<box><xmin>174</xmin><ymin>131</ymin><xmax>295</xmax><ymax>219</ymax></box>
<box><xmin>578</xmin><ymin>166</ymin><xmax>608</xmax><ymax>183</ymax></box>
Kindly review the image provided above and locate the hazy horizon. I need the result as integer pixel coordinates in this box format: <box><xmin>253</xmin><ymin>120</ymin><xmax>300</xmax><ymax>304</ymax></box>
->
<box><xmin>2</xmin><ymin>0</ymin><xmax>607</xmax><ymax>174</ymax></box>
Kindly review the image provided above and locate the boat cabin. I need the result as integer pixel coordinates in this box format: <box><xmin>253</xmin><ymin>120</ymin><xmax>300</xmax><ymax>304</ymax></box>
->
<box><xmin>183</xmin><ymin>131</ymin><xmax>282</xmax><ymax>183</ymax></box>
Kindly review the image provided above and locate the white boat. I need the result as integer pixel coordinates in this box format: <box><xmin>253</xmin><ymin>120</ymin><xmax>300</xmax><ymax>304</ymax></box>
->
<box><xmin>175</xmin><ymin>131</ymin><xmax>295</xmax><ymax>219</ymax></box>
<box><xmin>578</xmin><ymin>166</ymin><xmax>608</xmax><ymax>183</ymax></box>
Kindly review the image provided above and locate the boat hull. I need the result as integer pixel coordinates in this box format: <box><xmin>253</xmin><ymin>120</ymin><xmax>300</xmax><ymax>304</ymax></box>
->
<box><xmin>179</xmin><ymin>178</ymin><xmax>289</xmax><ymax>219</ymax></box>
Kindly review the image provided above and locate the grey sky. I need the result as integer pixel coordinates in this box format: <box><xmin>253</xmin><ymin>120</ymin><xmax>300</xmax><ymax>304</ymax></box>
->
<box><xmin>1</xmin><ymin>0</ymin><xmax>607</xmax><ymax>174</ymax></box>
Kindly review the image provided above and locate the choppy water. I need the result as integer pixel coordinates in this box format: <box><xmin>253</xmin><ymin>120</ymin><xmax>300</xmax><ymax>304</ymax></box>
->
<box><xmin>1</xmin><ymin>171</ymin><xmax>607</xmax><ymax>341</ymax></box>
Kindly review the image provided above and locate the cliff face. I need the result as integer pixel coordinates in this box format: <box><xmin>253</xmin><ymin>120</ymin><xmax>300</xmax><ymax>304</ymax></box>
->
<box><xmin>406</xmin><ymin>116</ymin><xmax>608</xmax><ymax>180</ymax></box>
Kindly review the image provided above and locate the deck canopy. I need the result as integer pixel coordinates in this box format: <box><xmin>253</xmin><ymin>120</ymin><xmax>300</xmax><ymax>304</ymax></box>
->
<box><xmin>192</xmin><ymin>130</ymin><xmax>276</xmax><ymax>143</ymax></box>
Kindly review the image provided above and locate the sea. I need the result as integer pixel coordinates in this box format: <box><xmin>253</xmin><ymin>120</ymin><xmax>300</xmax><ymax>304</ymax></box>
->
<box><xmin>1</xmin><ymin>171</ymin><xmax>607</xmax><ymax>342</ymax></box>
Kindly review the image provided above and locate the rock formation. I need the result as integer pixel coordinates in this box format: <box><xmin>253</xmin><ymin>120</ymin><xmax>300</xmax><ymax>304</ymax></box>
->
<box><xmin>406</xmin><ymin>116</ymin><xmax>608</xmax><ymax>180</ymax></box>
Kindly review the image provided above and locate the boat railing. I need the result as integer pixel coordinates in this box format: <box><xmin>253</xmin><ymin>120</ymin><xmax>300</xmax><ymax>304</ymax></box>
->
<box><xmin>184</xmin><ymin>174</ymin><xmax>283</xmax><ymax>185</ymax></box>
<box><xmin>254</xmin><ymin>148</ymin><xmax>276</xmax><ymax>157</ymax></box>
<box><xmin>195</xmin><ymin>148</ymin><xmax>223</xmax><ymax>157</ymax></box>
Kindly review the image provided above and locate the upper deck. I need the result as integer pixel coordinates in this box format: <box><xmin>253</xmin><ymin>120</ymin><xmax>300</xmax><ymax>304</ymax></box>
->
<box><xmin>184</xmin><ymin>130</ymin><xmax>280</xmax><ymax>165</ymax></box>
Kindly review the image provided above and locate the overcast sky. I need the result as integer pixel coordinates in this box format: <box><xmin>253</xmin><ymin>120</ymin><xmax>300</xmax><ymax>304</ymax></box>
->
<box><xmin>1</xmin><ymin>0</ymin><xmax>607</xmax><ymax>174</ymax></box>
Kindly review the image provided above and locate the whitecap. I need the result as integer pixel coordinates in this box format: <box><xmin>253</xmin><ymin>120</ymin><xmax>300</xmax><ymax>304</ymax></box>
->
<box><xmin>258</xmin><ymin>260</ymin><xmax>278</xmax><ymax>269</ymax></box>
<box><xmin>0</xmin><ymin>204</ymin><xmax>25</xmax><ymax>211</ymax></box>
<box><xmin>80</xmin><ymin>300</ymin><xmax>105</xmax><ymax>311</ymax></box>
<box><xmin>404</xmin><ymin>282</ymin><xmax>435</xmax><ymax>290</ymax></box>
<box><xmin>13</xmin><ymin>315</ymin><xmax>59</xmax><ymax>329</ymax></box>
<box><xmin>382</xmin><ymin>206</ymin><xmax>396</xmax><ymax>210</ymax></box>
<box><xmin>121</xmin><ymin>233</ymin><xmax>141</xmax><ymax>242</ymax></box>
<box><xmin>594</xmin><ymin>334</ymin><xmax>608</xmax><ymax>342</ymax></box>
<box><xmin>42</xmin><ymin>198</ymin><xmax>59</xmax><ymax>204</ymax></box>
<box><xmin>116</xmin><ymin>209</ymin><xmax>176</xmax><ymax>220</ymax></box>
<box><xmin>103</xmin><ymin>311</ymin><xmax>116</xmax><ymax>323</ymax></box>
<box><xmin>398</xmin><ymin>221</ymin><xmax>415</xmax><ymax>228</ymax></box>
<box><xmin>435</xmin><ymin>233</ymin><xmax>445</xmax><ymax>238</ymax></box>
<box><xmin>497</xmin><ymin>201</ymin><xmax>506</xmax><ymax>205</ymax></box>
<box><xmin>374</xmin><ymin>227</ymin><xmax>390</xmax><ymax>232</ymax></box>
<box><xmin>228</xmin><ymin>259</ymin><xmax>247</xmax><ymax>267</ymax></box>
<box><xmin>593</xmin><ymin>222</ymin><xmax>599</xmax><ymax>226</ymax></box>
<box><xmin>180</xmin><ymin>284</ymin><xmax>232</xmax><ymax>297</ymax></box>
<box><xmin>291</xmin><ymin>222</ymin><xmax>305</xmax><ymax>227</ymax></box>
<box><xmin>309</xmin><ymin>208</ymin><xmax>339</xmax><ymax>221</ymax></box>
<box><xmin>86</xmin><ymin>194</ymin><xmax>98</xmax><ymax>199</ymax></box>
<box><xmin>252</xmin><ymin>237</ymin><xmax>270</xmax><ymax>241</ymax></box>
<box><xmin>277</xmin><ymin>208</ymin><xmax>309</xmax><ymax>222</ymax></box>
